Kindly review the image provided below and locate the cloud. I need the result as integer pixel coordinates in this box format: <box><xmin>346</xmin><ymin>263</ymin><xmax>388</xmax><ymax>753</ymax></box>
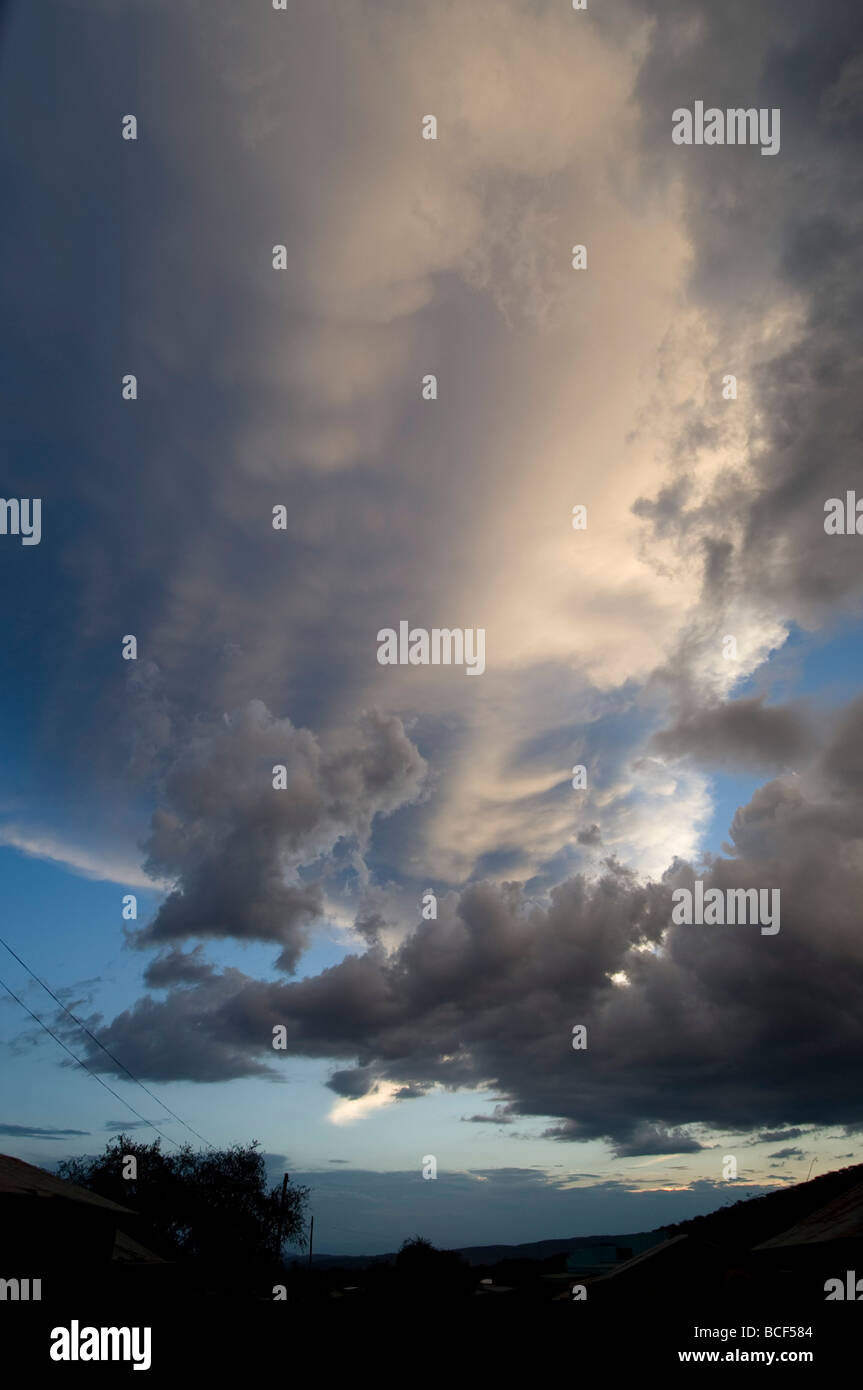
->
<box><xmin>326</xmin><ymin>1069</ymin><xmax>376</xmax><ymax>1100</ymax></box>
<box><xmin>132</xmin><ymin>701</ymin><xmax>427</xmax><ymax>972</ymax></box>
<box><xmin>752</xmin><ymin>1128</ymin><xmax>808</xmax><ymax>1145</ymax></box>
<box><xmin>651</xmin><ymin>698</ymin><xmax>813</xmax><ymax>773</ymax></box>
<box><xmin>0</xmin><ymin>1123</ymin><xmax>90</xmax><ymax>1139</ymax></box>
<box><xmin>84</xmin><ymin>693</ymin><xmax>863</xmax><ymax>1154</ymax></box>
<box><xmin>632</xmin><ymin>0</ymin><xmax>863</xmax><ymax>646</ymax></box>
<box><xmin>6</xmin><ymin>0</ymin><xmax>863</xmax><ymax>1192</ymax></box>
<box><xmin>609</xmin><ymin>1125</ymin><xmax>705</xmax><ymax>1159</ymax></box>
<box><xmin>75</xmin><ymin>967</ymin><xmax>280</xmax><ymax>1083</ymax></box>
<box><xmin>0</xmin><ymin>0</ymin><xmax>723</xmax><ymax>895</ymax></box>
<box><xmin>577</xmin><ymin>825</ymin><xmax>603</xmax><ymax>846</ymax></box>
<box><xmin>328</xmin><ymin>1081</ymin><xmax>403</xmax><ymax>1127</ymax></box>
<box><xmin>143</xmin><ymin>946</ymin><xmax>217</xmax><ymax>988</ymax></box>
<box><xmin>467</xmin><ymin>1167</ymin><xmax>551</xmax><ymax>1186</ymax></box>
<box><xmin>270</xmin><ymin>1167</ymin><xmax>778</xmax><ymax>1255</ymax></box>
<box><xmin>0</xmin><ymin>826</ymin><xmax>164</xmax><ymax>889</ymax></box>
<box><xmin>103</xmin><ymin>1118</ymin><xmax>170</xmax><ymax>1132</ymax></box>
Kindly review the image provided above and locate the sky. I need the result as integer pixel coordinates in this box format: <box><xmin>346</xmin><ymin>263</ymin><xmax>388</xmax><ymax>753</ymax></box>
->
<box><xmin>1</xmin><ymin>0</ymin><xmax>863</xmax><ymax>1256</ymax></box>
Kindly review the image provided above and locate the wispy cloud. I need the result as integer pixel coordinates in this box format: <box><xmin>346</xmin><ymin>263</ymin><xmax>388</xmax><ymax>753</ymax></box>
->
<box><xmin>0</xmin><ymin>825</ymin><xmax>167</xmax><ymax>890</ymax></box>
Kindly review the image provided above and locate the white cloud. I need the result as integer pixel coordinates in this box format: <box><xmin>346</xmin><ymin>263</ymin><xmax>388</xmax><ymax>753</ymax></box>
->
<box><xmin>0</xmin><ymin>825</ymin><xmax>166</xmax><ymax>890</ymax></box>
<box><xmin>328</xmin><ymin>1081</ymin><xmax>403</xmax><ymax>1126</ymax></box>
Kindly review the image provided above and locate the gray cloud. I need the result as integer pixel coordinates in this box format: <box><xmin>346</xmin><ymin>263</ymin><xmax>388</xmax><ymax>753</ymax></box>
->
<box><xmin>752</xmin><ymin>1127</ymin><xmax>808</xmax><ymax>1145</ymax></box>
<box><xmin>133</xmin><ymin>701</ymin><xmax>426</xmax><ymax>972</ymax></box>
<box><xmin>543</xmin><ymin>1121</ymin><xmax>702</xmax><ymax>1157</ymax></box>
<box><xmin>633</xmin><ymin>0</ymin><xmax>863</xmax><ymax>647</ymax></box>
<box><xmin>79</xmin><ymin>967</ymin><xmax>280</xmax><ymax>1084</ymax></box>
<box><xmin>464</xmin><ymin>1106</ymin><xmax>514</xmax><ymax>1125</ymax></box>
<box><xmin>610</xmin><ymin>1126</ymin><xmax>704</xmax><ymax>1159</ymax></box>
<box><xmin>0</xmin><ymin>1123</ymin><xmax>90</xmax><ymax>1139</ymax></box>
<box><xmin>84</xmin><ymin>693</ymin><xmax>863</xmax><ymax>1151</ymax></box>
<box><xmin>263</xmin><ymin>1167</ymin><xmax>776</xmax><ymax>1256</ymax></box>
<box><xmin>652</xmin><ymin>698</ymin><xmax>813</xmax><ymax>772</ymax></box>
<box><xmin>326</xmin><ymin>1068</ymin><xmax>376</xmax><ymax>1100</ymax></box>
<box><xmin>577</xmin><ymin>824</ymin><xmax>603</xmax><ymax>846</ymax></box>
<box><xmin>143</xmin><ymin>946</ymin><xmax>217</xmax><ymax>988</ymax></box>
<box><xmin>104</xmin><ymin>1119</ymin><xmax>171</xmax><ymax>1132</ymax></box>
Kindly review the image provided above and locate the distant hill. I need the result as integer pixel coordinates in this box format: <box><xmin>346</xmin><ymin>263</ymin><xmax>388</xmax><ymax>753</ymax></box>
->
<box><xmin>309</xmin><ymin>1229</ymin><xmax>670</xmax><ymax>1270</ymax></box>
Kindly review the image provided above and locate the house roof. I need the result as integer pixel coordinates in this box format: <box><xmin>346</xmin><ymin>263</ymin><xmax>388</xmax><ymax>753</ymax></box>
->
<box><xmin>754</xmin><ymin>1179</ymin><xmax>863</xmax><ymax>1250</ymax></box>
<box><xmin>112</xmin><ymin>1228</ymin><xmax>167</xmax><ymax>1264</ymax></box>
<box><xmin>0</xmin><ymin>1152</ymin><xmax>136</xmax><ymax>1215</ymax></box>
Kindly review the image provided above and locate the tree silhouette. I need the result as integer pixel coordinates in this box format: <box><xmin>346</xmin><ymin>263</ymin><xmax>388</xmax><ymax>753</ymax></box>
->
<box><xmin>392</xmin><ymin>1235</ymin><xmax>473</xmax><ymax>1296</ymax></box>
<box><xmin>58</xmin><ymin>1135</ymin><xmax>309</xmax><ymax>1272</ymax></box>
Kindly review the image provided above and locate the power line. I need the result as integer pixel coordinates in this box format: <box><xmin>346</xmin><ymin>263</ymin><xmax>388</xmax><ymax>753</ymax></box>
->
<box><xmin>1</xmin><ymin>937</ymin><xmax>213</xmax><ymax>1148</ymax></box>
<box><xmin>0</xmin><ymin>934</ymin><xmax>213</xmax><ymax>1150</ymax></box>
<box><xmin>0</xmin><ymin>970</ymin><xmax>181</xmax><ymax>1149</ymax></box>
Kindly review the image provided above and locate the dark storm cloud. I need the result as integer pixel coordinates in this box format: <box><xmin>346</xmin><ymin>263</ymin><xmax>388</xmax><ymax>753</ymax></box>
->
<box><xmin>769</xmin><ymin>1147</ymin><xmax>804</xmax><ymax>1159</ymax></box>
<box><xmin>132</xmin><ymin>701</ymin><xmax>426</xmax><ymax>972</ymax></box>
<box><xmin>86</xmin><ymin>693</ymin><xmax>863</xmax><ymax>1151</ymax></box>
<box><xmin>651</xmin><ymin>698</ymin><xmax>812</xmax><ymax>772</ymax></box>
<box><xmin>608</xmin><ymin>1126</ymin><xmax>703</xmax><ymax>1159</ymax></box>
<box><xmin>542</xmin><ymin>1121</ymin><xmax>702</xmax><ymax>1157</ymax></box>
<box><xmin>751</xmin><ymin>1127</ymin><xmax>807</xmax><ymax>1144</ymax></box>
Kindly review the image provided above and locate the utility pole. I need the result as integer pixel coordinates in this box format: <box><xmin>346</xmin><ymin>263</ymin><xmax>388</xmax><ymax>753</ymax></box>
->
<box><xmin>276</xmin><ymin>1172</ymin><xmax>289</xmax><ymax>1256</ymax></box>
<box><xmin>308</xmin><ymin>1213</ymin><xmax>314</xmax><ymax>1268</ymax></box>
